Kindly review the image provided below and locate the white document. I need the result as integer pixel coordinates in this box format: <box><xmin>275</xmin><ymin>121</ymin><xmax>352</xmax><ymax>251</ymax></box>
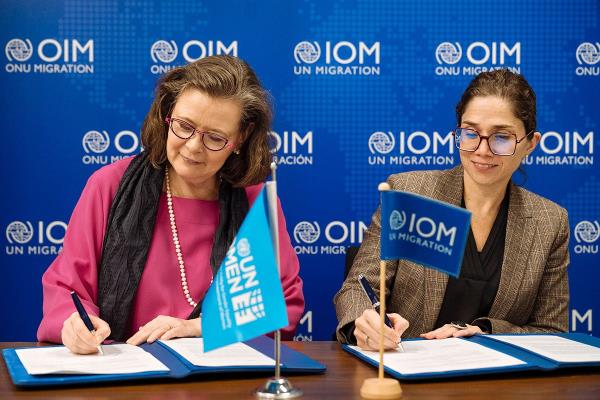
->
<box><xmin>15</xmin><ymin>344</ymin><xmax>170</xmax><ymax>375</ymax></box>
<box><xmin>349</xmin><ymin>338</ymin><xmax>525</xmax><ymax>375</ymax></box>
<box><xmin>159</xmin><ymin>338</ymin><xmax>275</xmax><ymax>367</ymax></box>
<box><xmin>488</xmin><ymin>335</ymin><xmax>600</xmax><ymax>363</ymax></box>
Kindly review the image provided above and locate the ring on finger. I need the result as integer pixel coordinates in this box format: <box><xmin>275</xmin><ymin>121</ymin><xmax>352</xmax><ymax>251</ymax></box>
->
<box><xmin>449</xmin><ymin>321</ymin><xmax>468</xmax><ymax>330</ymax></box>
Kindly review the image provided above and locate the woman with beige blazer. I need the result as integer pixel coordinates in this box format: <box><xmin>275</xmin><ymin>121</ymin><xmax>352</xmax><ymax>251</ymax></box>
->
<box><xmin>334</xmin><ymin>69</ymin><xmax>569</xmax><ymax>351</ymax></box>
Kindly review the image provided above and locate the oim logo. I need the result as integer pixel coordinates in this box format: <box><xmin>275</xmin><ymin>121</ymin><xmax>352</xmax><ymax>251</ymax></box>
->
<box><xmin>293</xmin><ymin>222</ymin><xmax>320</xmax><ymax>244</ymax></box>
<box><xmin>368</xmin><ymin>131</ymin><xmax>395</xmax><ymax>154</ymax></box>
<box><xmin>573</xmin><ymin>220</ymin><xmax>600</xmax><ymax>255</ymax></box>
<box><xmin>389</xmin><ymin>210</ymin><xmax>406</xmax><ymax>230</ymax></box>
<box><xmin>6</xmin><ymin>221</ymin><xmax>34</xmax><ymax>244</ymax></box>
<box><xmin>150</xmin><ymin>40</ymin><xmax>178</xmax><ymax>63</ymax></box>
<box><xmin>294</xmin><ymin>41</ymin><xmax>320</xmax><ymax>64</ymax></box>
<box><xmin>5</xmin><ymin>39</ymin><xmax>33</xmax><ymax>62</ymax></box>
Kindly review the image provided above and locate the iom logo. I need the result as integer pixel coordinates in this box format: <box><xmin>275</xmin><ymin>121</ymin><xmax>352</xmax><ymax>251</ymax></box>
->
<box><xmin>82</xmin><ymin>130</ymin><xmax>110</xmax><ymax>154</ymax></box>
<box><xmin>575</xmin><ymin>42</ymin><xmax>600</xmax><ymax>76</ymax></box>
<box><xmin>293</xmin><ymin>40</ymin><xmax>380</xmax><ymax>76</ymax></box>
<box><xmin>367</xmin><ymin>130</ymin><xmax>455</xmax><ymax>167</ymax></box>
<box><xmin>294</xmin><ymin>41</ymin><xmax>321</xmax><ymax>64</ymax></box>
<box><xmin>150</xmin><ymin>40</ymin><xmax>178</xmax><ymax>63</ymax></box>
<box><xmin>369</xmin><ymin>131</ymin><xmax>395</xmax><ymax>154</ymax></box>
<box><xmin>5</xmin><ymin>220</ymin><xmax>66</xmax><ymax>256</ymax></box>
<box><xmin>435</xmin><ymin>42</ymin><xmax>462</xmax><ymax>65</ymax></box>
<box><xmin>576</xmin><ymin>42</ymin><xmax>600</xmax><ymax>65</ymax></box>
<box><xmin>5</xmin><ymin>39</ymin><xmax>33</xmax><ymax>62</ymax></box>
<box><xmin>6</xmin><ymin>221</ymin><xmax>34</xmax><ymax>244</ymax></box>
<box><xmin>389</xmin><ymin>210</ymin><xmax>406</xmax><ymax>230</ymax></box>
<box><xmin>81</xmin><ymin>130</ymin><xmax>140</xmax><ymax>165</ymax></box>
<box><xmin>573</xmin><ymin>220</ymin><xmax>600</xmax><ymax>255</ymax></box>
<box><xmin>293</xmin><ymin>222</ymin><xmax>320</xmax><ymax>244</ymax></box>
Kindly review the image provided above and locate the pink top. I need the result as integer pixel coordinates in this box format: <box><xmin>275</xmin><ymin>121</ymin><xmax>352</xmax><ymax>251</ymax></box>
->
<box><xmin>37</xmin><ymin>157</ymin><xmax>304</xmax><ymax>342</ymax></box>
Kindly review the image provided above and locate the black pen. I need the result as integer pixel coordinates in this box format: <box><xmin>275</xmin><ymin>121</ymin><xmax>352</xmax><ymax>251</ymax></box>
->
<box><xmin>70</xmin><ymin>291</ymin><xmax>104</xmax><ymax>355</ymax></box>
<box><xmin>358</xmin><ymin>274</ymin><xmax>404</xmax><ymax>351</ymax></box>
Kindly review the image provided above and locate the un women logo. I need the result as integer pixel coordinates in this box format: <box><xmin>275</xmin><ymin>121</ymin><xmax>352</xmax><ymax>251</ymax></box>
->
<box><xmin>237</xmin><ymin>238</ymin><xmax>251</xmax><ymax>257</ymax></box>
<box><xmin>436</xmin><ymin>42</ymin><xmax>462</xmax><ymax>65</ymax></box>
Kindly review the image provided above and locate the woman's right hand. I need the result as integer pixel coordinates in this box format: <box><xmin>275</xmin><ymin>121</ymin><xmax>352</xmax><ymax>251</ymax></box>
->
<box><xmin>353</xmin><ymin>309</ymin><xmax>409</xmax><ymax>351</ymax></box>
<box><xmin>61</xmin><ymin>312</ymin><xmax>111</xmax><ymax>354</ymax></box>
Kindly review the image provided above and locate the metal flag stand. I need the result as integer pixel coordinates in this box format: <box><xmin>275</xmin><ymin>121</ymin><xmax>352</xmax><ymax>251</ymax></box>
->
<box><xmin>359</xmin><ymin>182</ymin><xmax>402</xmax><ymax>399</ymax></box>
<box><xmin>255</xmin><ymin>162</ymin><xmax>303</xmax><ymax>399</ymax></box>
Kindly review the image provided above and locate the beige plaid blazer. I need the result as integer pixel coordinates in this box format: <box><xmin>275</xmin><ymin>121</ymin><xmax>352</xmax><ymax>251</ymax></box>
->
<box><xmin>334</xmin><ymin>165</ymin><xmax>570</xmax><ymax>341</ymax></box>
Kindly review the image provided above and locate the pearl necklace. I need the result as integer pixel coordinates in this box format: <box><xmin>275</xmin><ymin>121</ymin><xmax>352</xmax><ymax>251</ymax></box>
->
<box><xmin>165</xmin><ymin>166</ymin><xmax>197</xmax><ymax>307</ymax></box>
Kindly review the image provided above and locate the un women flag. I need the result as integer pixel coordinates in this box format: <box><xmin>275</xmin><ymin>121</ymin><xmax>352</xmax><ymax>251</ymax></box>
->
<box><xmin>201</xmin><ymin>187</ymin><xmax>288</xmax><ymax>352</ymax></box>
<box><xmin>381</xmin><ymin>190</ymin><xmax>472</xmax><ymax>277</ymax></box>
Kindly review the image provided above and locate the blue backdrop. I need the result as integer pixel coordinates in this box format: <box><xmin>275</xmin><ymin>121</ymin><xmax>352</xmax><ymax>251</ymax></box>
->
<box><xmin>1</xmin><ymin>0</ymin><xmax>598</xmax><ymax>341</ymax></box>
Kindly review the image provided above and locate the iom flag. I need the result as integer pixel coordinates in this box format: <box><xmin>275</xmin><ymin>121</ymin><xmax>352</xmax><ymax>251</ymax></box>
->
<box><xmin>381</xmin><ymin>190</ymin><xmax>471</xmax><ymax>278</ymax></box>
<box><xmin>201</xmin><ymin>186</ymin><xmax>288</xmax><ymax>352</ymax></box>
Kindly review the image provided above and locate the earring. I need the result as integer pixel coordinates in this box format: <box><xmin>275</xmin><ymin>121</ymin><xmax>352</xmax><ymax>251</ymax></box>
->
<box><xmin>234</xmin><ymin>149</ymin><xmax>240</xmax><ymax>155</ymax></box>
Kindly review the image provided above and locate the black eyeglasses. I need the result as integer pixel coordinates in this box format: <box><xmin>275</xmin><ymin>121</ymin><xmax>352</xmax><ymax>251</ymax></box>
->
<box><xmin>454</xmin><ymin>127</ymin><xmax>533</xmax><ymax>156</ymax></box>
<box><xmin>165</xmin><ymin>117</ymin><xmax>233</xmax><ymax>151</ymax></box>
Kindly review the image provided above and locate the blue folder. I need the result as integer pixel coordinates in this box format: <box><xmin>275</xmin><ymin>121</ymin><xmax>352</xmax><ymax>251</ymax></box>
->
<box><xmin>342</xmin><ymin>333</ymin><xmax>600</xmax><ymax>380</ymax></box>
<box><xmin>2</xmin><ymin>336</ymin><xmax>326</xmax><ymax>388</ymax></box>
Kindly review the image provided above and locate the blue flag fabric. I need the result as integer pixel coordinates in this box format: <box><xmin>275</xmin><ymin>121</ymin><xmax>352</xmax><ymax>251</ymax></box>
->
<box><xmin>201</xmin><ymin>186</ymin><xmax>288</xmax><ymax>352</ymax></box>
<box><xmin>380</xmin><ymin>190</ymin><xmax>472</xmax><ymax>278</ymax></box>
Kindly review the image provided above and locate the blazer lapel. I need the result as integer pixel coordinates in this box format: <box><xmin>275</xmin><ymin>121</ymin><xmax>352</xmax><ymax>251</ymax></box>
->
<box><xmin>422</xmin><ymin>166</ymin><xmax>464</xmax><ymax>331</ymax></box>
<box><xmin>489</xmin><ymin>183</ymin><xmax>535</xmax><ymax>318</ymax></box>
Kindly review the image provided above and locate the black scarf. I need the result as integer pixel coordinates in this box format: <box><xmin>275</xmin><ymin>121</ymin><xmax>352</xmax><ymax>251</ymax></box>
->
<box><xmin>97</xmin><ymin>152</ymin><xmax>249</xmax><ymax>341</ymax></box>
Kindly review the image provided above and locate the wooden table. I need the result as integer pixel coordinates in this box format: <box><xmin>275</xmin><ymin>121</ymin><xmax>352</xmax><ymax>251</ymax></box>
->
<box><xmin>2</xmin><ymin>341</ymin><xmax>600</xmax><ymax>399</ymax></box>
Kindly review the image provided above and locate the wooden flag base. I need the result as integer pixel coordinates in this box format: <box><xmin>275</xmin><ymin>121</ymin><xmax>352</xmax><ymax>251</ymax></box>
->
<box><xmin>360</xmin><ymin>377</ymin><xmax>402</xmax><ymax>399</ymax></box>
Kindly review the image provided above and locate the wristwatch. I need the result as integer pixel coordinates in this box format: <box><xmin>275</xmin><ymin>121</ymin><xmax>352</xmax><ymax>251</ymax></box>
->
<box><xmin>449</xmin><ymin>321</ymin><xmax>468</xmax><ymax>330</ymax></box>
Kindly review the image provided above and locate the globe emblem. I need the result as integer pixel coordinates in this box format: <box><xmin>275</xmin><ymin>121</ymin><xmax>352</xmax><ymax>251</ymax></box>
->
<box><xmin>576</xmin><ymin>42</ymin><xmax>600</xmax><ymax>65</ymax></box>
<box><xmin>293</xmin><ymin>221</ymin><xmax>320</xmax><ymax>244</ymax></box>
<box><xmin>6</xmin><ymin>221</ymin><xmax>34</xmax><ymax>244</ymax></box>
<box><xmin>436</xmin><ymin>42</ymin><xmax>462</xmax><ymax>65</ymax></box>
<box><xmin>294</xmin><ymin>41</ymin><xmax>321</xmax><ymax>64</ymax></box>
<box><xmin>389</xmin><ymin>210</ymin><xmax>406</xmax><ymax>230</ymax></box>
<box><xmin>574</xmin><ymin>220</ymin><xmax>600</xmax><ymax>244</ymax></box>
<box><xmin>237</xmin><ymin>238</ymin><xmax>251</xmax><ymax>257</ymax></box>
<box><xmin>5</xmin><ymin>39</ymin><xmax>33</xmax><ymax>62</ymax></box>
<box><xmin>151</xmin><ymin>40</ymin><xmax>178</xmax><ymax>63</ymax></box>
<box><xmin>368</xmin><ymin>132</ymin><xmax>395</xmax><ymax>154</ymax></box>
<box><xmin>82</xmin><ymin>130</ymin><xmax>110</xmax><ymax>154</ymax></box>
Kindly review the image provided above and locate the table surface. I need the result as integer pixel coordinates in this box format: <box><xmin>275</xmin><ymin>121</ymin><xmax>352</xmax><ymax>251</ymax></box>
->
<box><xmin>2</xmin><ymin>341</ymin><xmax>600</xmax><ymax>399</ymax></box>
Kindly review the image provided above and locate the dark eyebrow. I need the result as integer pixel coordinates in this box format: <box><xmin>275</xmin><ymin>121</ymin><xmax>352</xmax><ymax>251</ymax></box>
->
<box><xmin>172</xmin><ymin>115</ymin><xmax>228</xmax><ymax>136</ymax></box>
<box><xmin>461</xmin><ymin>120</ymin><xmax>516</xmax><ymax>131</ymax></box>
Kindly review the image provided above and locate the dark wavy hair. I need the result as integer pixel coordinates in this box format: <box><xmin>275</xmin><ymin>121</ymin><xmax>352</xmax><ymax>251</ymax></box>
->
<box><xmin>456</xmin><ymin>69</ymin><xmax>537</xmax><ymax>136</ymax></box>
<box><xmin>141</xmin><ymin>55</ymin><xmax>273</xmax><ymax>187</ymax></box>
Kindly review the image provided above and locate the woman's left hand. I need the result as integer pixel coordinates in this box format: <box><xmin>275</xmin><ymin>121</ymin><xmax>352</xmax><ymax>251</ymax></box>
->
<box><xmin>126</xmin><ymin>316</ymin><xmax>201</xmax><ymax>345</ymax></box>
<box><xmin>420</xmin><ymin>323</ymin><xmax>483</xmax><ymax>339</ymax></box>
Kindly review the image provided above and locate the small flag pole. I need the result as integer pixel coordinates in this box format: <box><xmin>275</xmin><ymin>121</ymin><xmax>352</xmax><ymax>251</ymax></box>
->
<box><xmin>255</xmin><ymin>162</ymin><xmax>303</xmax><ymax>399</ymax></box>
<box><xmin>359</xmin><ymin>182</ymin><xmax>402</xmax><ymax>399</ymax></box>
